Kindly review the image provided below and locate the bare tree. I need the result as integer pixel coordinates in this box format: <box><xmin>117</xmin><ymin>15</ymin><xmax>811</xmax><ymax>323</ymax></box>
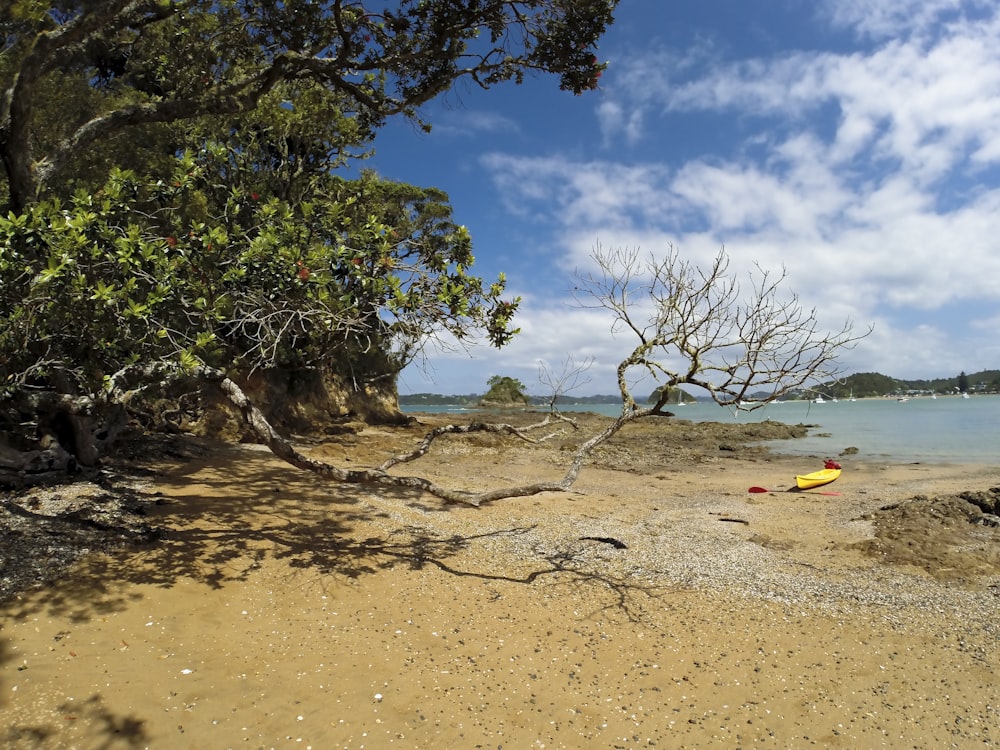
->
<box><xmin>574</xmin><ymin>244</ymin><xmax>868</xmax><ymax>414</ymax></box>
<box><xmin>536</xmin><ymin>355</ymin><xmax>595</xmax><ymax>415</ymax></box>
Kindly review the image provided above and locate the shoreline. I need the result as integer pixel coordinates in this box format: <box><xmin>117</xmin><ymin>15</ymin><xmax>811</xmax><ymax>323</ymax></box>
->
<box><xmin>404</xmin><ymin>398</ymin><xmax>1000</xmax><ymax>466</ymax></box>
<box><xmin>2</xmin><ymin>415</ymin><xmax>999</xmax><ymax>748</ymax></box>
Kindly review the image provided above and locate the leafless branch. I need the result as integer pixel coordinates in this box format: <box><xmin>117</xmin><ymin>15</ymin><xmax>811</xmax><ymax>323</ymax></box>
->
<box><xmin>536</xmin><ymin>355</ymin><xmax>594</xmax><ymax>418</ymax></box>
<box><xmin>575</xmin><ymin>243</ymin><xmax>869</xmax><ymax>413</ymax></box>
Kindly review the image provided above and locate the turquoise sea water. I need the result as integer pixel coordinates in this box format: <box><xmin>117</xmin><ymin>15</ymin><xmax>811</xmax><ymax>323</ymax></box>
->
<box><xmin>401</xmin><ymin>395</ymin><xmax>1000</xmax><ymax>465</ymax></box>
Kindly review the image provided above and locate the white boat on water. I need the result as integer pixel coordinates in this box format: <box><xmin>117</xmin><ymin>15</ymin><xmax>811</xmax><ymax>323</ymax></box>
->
<box><xmin>813</xmin><ymin>395</ymin><xmax>826</xmax><ymax>403</ymax></box>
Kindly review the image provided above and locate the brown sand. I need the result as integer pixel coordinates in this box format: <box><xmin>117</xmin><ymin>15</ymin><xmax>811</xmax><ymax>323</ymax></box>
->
<box><xmin>2</xmin><ymin>414</ymin><xmax>999</xmax><ymax>749</ymax></box>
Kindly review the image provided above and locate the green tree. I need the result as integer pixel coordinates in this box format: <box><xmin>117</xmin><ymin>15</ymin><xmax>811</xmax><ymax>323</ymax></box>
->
<box><xmin>1</xmin><ymin>0</ymin><xmax>616</xmax><ymax>211</ymax></box>
<box><xmin>958</xmin><ymin>371</ymin><xmax>970</xmax><ymax>393</ymax></box>
<box><xmin>0</xmin><ymin>1</ymin><xmax>617</xmax><ymax>472</ymax></box>
<box><xmin>0</xmin><ymin>155</ymin><xmax>518</xmax><ymax>465</ymax></box>
<box><xmin>836</xmin><ymin>372</ymin><xmax>898</xmax><ymax>398</ymax></box>
<box><xmin>482</xmin><ymin>375</ymin><xmax>529</xmax><ymax>405</ymax></box>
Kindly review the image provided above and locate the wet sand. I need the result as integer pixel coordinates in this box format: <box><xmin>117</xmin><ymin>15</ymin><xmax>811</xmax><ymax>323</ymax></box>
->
<box><xmin>2</xmin><ymin>414</ymin><xmax>998</xmax><ymax>748</ymax></box>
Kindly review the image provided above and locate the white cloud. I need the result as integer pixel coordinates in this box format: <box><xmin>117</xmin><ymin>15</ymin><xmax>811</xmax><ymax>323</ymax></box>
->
<box><xmin>669</xmin><ymin>142</ymin><xmax>853</xmax><ymax>240</ymax></box>
<box><xmin>665</xmin><ymin>54</ymin><xmax>831</xmax><ymax>117</ymax></box>
<box><xmin>846</xmin><ymin>319</ymin><xmax>950</xmax><ymax>376</ymax></box>
<box><xmin>603</xmin><ymin>10</ymin><xmax>1000</xmax><ymax>181</ymax></box>
<box><xmin>480</xmin><ymin>153</ymin><xmax>674</xmax><ymax>228</ymax></box>
<box><xmin>826</xmin><ymin>31</ymin><xmax>1000</xmax><ymax>181</ymax></box>
<box><xmin>599</xmin><ymin>8</ymin><xmax>1000</xmax><ymax>300</ymax></box>
<box><xmin>400</xmin><ymin>301</ymin><xmax>656</xmax><ymax>396</ymax></box>
<box><xmin>480</xmin><ymin>137</ymin><xmax>1000</xmax><ymax>311</ymax></box>
<box><xmin>596</xmin><ymin>99</ymin><xmax>644</xmax><ymax>147</ymax></box>
<box><xmin>818</xmin><ymin>0</ymin><xmax>991</xmax><ymax>40</ymax></box>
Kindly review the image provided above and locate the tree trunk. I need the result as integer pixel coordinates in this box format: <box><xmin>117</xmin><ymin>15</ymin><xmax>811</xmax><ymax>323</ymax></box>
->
<box><xmin>0</xmin><ymin>391</ymin><xmax>128</xmax><ymax>485</ymax></box>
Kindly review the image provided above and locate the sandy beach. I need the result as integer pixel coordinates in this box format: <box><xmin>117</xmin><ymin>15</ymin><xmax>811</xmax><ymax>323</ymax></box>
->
<box><xmin>2</xmin><ymin>412</ymin><xmax>998</xmax><ymax>749</ymax></box>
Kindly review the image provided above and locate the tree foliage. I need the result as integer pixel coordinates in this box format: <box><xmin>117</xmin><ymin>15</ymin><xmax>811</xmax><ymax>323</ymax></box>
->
<box><xmin>825</xmin><ymin>372</ymin><xmax>897</xmax><ymax>398</ymax></box>
<box><xmin>0</xmin><ymin>153</ymin><xmax>518</xmax><ymax>401</ymax></box>
<box><xmin>1</xmin><ymin>0</ymin><xmax>617</xmax><ymax>210</ymax></box>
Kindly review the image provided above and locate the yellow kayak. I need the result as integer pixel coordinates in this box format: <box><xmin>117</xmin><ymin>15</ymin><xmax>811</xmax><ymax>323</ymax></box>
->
<box><xmin>795</xmin><ymin>468</ymin><xmax>841</xmax><ymax>489</ymax></box>
<box><xmin>795</xmin><ymin>460</ymin><xmax>842</xmax><ymax>490</ymax></box>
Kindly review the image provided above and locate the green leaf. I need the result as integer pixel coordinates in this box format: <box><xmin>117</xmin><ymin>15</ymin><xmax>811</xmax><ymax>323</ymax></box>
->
<box><xmin>34</xmin><ymin>254</ymin><xmax>67</xmax><ymax>285</ymax></box>
<box><xmin>178</xmin><ymin>350</ymin><xmax>200</xmax><ymax>372</ymax></box>
<box><xmin>125</xmin><ymin>298</ymin><xmax>150</xmax><ymax>318</ymax></box>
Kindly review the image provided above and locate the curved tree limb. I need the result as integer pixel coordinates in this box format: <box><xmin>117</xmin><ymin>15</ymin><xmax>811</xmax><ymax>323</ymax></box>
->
<box><xmin>205</xmin><ymin>369</ymin><xmax>573</xmax><ymax>507</ymax></box>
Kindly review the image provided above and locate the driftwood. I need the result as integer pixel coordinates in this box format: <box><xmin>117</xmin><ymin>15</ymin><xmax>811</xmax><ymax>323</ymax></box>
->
<box><xmin>209</xmin><ymin>370</ymin><xmax>570</xmax><ymax>506</ymax></box>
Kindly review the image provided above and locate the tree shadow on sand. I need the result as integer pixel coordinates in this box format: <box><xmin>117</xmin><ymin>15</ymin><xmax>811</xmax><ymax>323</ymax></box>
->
<box><xmin>0</xmin><ymin>437</ymin><xmax>675</xmax><ymax>748</ymax></box>
<box><xmin>1</xmin><ymin>693</ymin><xmax>150</xmax><ymax>750</ymax></box>
<box><xmin>3</xmin><ymin>439</ymin><xmax>670</xmax><ymax>625</ymax></box>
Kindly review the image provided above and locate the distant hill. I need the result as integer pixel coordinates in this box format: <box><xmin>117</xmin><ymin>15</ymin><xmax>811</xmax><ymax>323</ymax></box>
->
<box><xmin>400</xmin><ymin>369</ymin><xmax>1000</xmax><ymax>404</ymax></box>
<box><xmin>536</xmin><ymin>394</ymin><xmax>628</xmax><ymax>405</ymax></box>
<box><xmin>819</xmin><ymin>370</ymin><xmax>1000</xmax><ymax>398</ymax></box>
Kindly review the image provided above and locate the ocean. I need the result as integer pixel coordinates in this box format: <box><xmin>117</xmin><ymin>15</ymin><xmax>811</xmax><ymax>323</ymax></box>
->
<box><xmin>401</xmin><ymin>394</ymin><xmax>1000</xmax><ymax>465</ymax></box>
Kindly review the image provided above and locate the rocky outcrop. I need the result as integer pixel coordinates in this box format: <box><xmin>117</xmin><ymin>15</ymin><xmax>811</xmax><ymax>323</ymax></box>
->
<box><xmin>193</xmin><ymin>368</ymin><xmax>411</xmax><ymax>439</ymax></box>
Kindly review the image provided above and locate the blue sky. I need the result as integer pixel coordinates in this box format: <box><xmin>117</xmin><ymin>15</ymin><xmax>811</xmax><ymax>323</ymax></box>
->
<box><xmin>367</xmin><ymin>0</ymin><xmax>1000</xmax><ymax>396</ymax></box>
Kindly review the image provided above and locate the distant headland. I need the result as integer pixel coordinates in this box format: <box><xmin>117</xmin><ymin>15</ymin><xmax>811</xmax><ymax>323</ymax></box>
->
<box><xmin>399</xmin><ymin>369</ymin><xmax>1000</xmax><ymax>405</ymax></box>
